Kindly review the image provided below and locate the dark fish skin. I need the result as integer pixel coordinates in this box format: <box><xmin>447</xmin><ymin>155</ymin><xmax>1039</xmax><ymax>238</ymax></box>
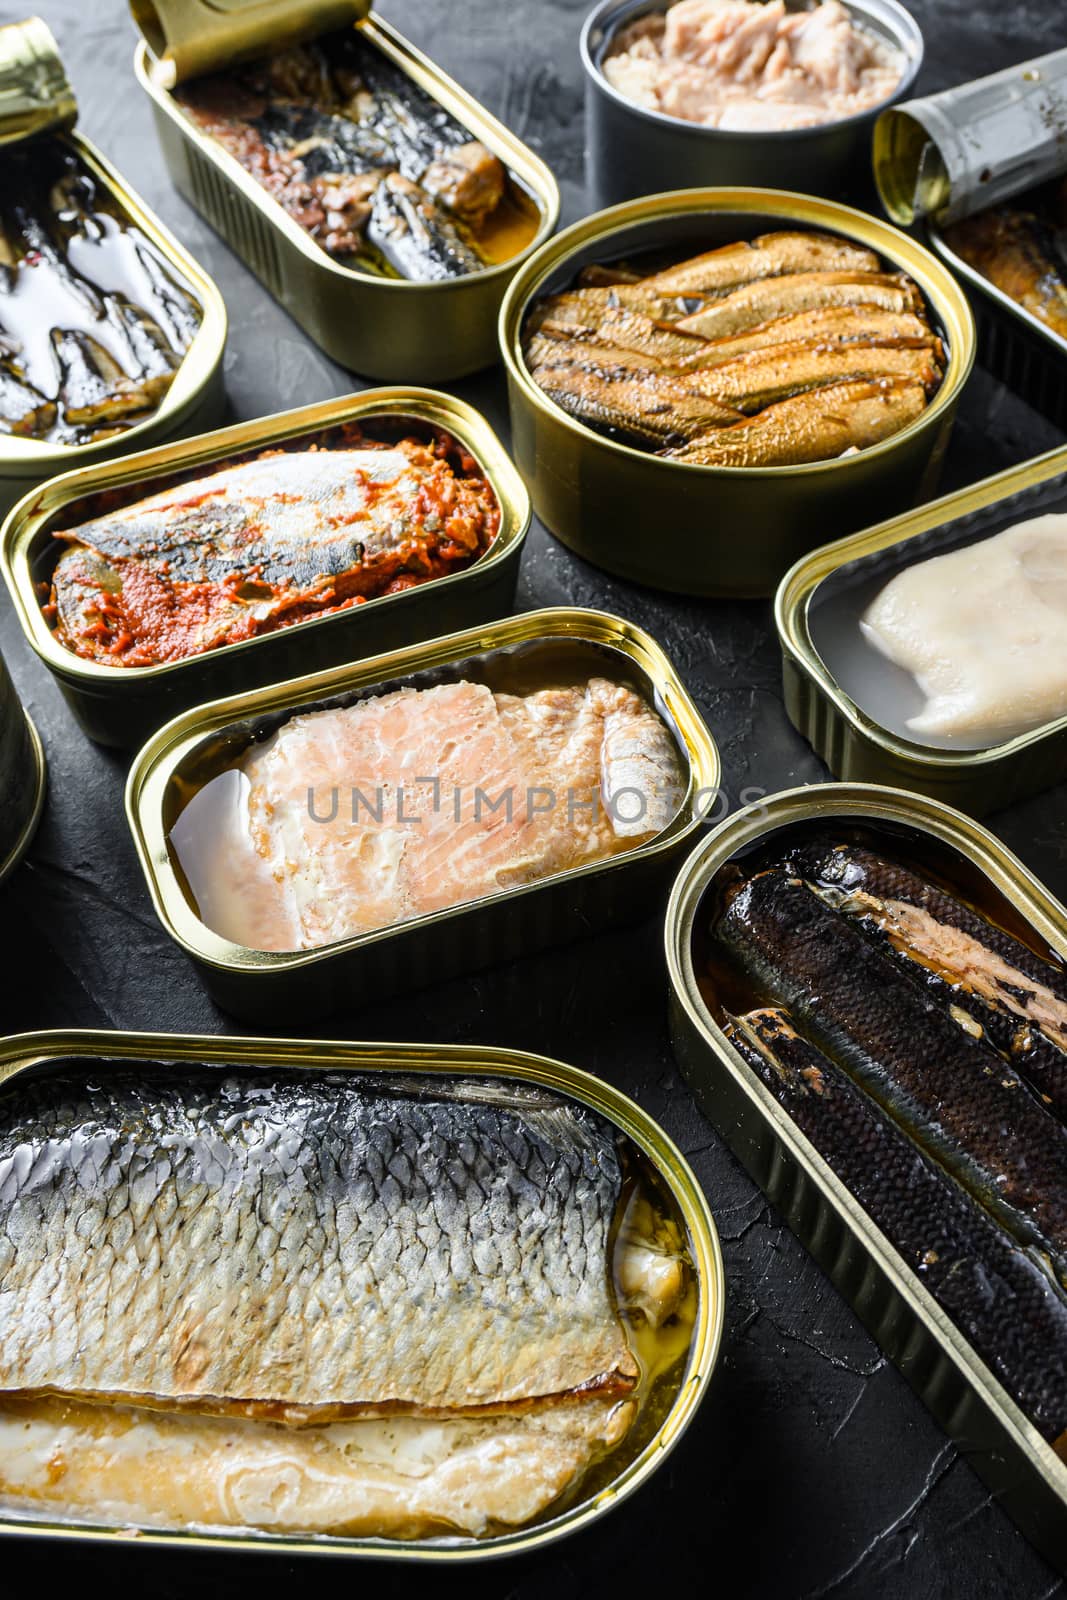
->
<box><xmin>725</xmin><ymin>1007</ymin><xmax>1067</xmax><ymax>1446</ymax></box>
<box><xmin>368</xmin><ymin>173</ymin><xmax>484</xmax><ymax>281</ymax></box>
<box><xmin>0</xmin><ymin>1069</ymin><xmax>635</xmax><ymax>1418</ymax></box>
<box><xmin>50</xmin><ymin>329</ymin><xmax>151</xmax><ymax>425</ymax></box>
<box><xmin>789</xmin><ymin>840</ymin><xmax>1067</xmax><ymax>1120</ymax></box>
<box><xmin>0</xmin><ymin>362</ymin><xmax>55</xmax><ymax>437</ymax></box>
<box><xmin>715</xmin><ymin>870</ymin><xmax>1067</xmax><ymax>1277</ymax></box>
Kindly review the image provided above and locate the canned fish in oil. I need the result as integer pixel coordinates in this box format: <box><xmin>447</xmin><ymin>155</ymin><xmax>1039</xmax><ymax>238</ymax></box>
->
<box><xmin>498</xmin><ymin>187</ymin><xmax>975</xmax><ymax>598</ymax></box>
<box><xmin>1</xmin><ymin>387</ymin><xmax>531</xmax><ymax>750</ymax></box>
<box><xmin>0</xmin><ymin>643</ymin><xmax>45</xmax><ymax>887</ymax></box>
<box><xmin>0</xmin><ymin>1026</ymin><xmax>724</xmax><ymax>1558</ymax></box>
<box><xmin>582</xmin><ymin>0</ymin><xmax>923</xmax><ymax>209</ymax></box>
<box><xmin>124</xmin><ymin>607</ymin><xmax>721</xmax><ymax>1022</ymax></box>
<box><xmin>129</xmin><ymin>0</ymin><xmax>559</xmax><ymax>382</ymax></box>
<box><xmin>665</xmin><ymin>781</ymin><xmax>1067</xmax><ymax>1573</ymax></box>
<box><xmin>0</xmin><ymin>18</ymin><xmax>227</xmax><ymax>515</ymax></box>
<box><xmin>775</xmin><ymin>443</ymin><xmax>1067</xmax><ymax>815</ymax></box>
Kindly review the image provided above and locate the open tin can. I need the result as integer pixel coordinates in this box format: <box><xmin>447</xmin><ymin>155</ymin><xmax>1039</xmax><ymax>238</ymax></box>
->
<box><xmin>874</xmin><ymin>51</ymin><xmax>1067</xmax><ymax>432</ymax></box>
<box><xmin>0</xmin><ymin>17</ymin><xmax>227</xmax><ymax>516</ymax></box>
<box><xmin>0</xmin><ymin>643</ymin><xmax>46</xmax><ymax>887</ymax></box>
<box><xmin>1</xmin><ymin>387</ymin><xmax>530</xmax><ymax>749</ymax></box>
<box><xmin>499</xmin><ymin>188</ymin><xmax>974</xmax><ymax>598</ymax></box>
<box><xmin>666</xmin><ymin>780</ymin><xmax>1067</xmax><ymax>1572</ymax></box>
<box><xmin>582</xmin><ymin>0</ymin><xmax>923</xmax><ymax>208</ymax></box>
<box><xmin>125</xmin><ymin>606</ymin><xmax>721</xmax><ymax>1021</ymax></box>
<box><xmin>776</xmin><ymin>442</ymin><xmax>1067</xmax><ymax>814</ymax></box>
<box><xmin>0</xmin><ymin>1025</ymin><xmax>724</xmax><ymax>1558</ymax></box>
<box><xmin>130</xmin><ymin>0</ymin><xmax>559</xmax><ymax>381</ymax></box>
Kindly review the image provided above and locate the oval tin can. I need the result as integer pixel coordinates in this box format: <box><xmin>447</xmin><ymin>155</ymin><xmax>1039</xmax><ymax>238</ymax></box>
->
<box><xmin>0</xmin><ymin>18</ymin><xmax>227</xmax><ymax>517</ymax></box>
<box><xmin>130</xmin><ymin>3</ymin><xmax>560</xmax><ymax>382</ymax></box>
<box><xmin>665</xmin><ymin>780</ymin><xmax>1067</xmax><ymax>1573</ymax></box>
<box><xmin>499</xmin><ymin>187</ymin><xmax>975</xmax><ymax>598</ymax></box>
<box><xmin>582</xmin><ymin>0</ymin><xmax>923</xmax><ymax>209</ymax></box>
<box><xmin>0</xmin><ymin>645</ymin><xmax>46</xmax><ymax>888</ymax></box>
<box><xmin>775</xmin><ymin>442</ymin><xmax>1067</xmax><ymax>815</ymax></box>
<box><xmin>124</xmin><ymin>606</ymin><xmax>721</xmax><ymax>1022</ymax></box>
<box><xmin>0</xmin><ymin>1025</ymin><xmax>724</xmax><ymax>1559</ymax></box>
<box><xmin>1</xmin><ymin>387</ymin><xmax>531</xmax><ymax>750</ymax></box>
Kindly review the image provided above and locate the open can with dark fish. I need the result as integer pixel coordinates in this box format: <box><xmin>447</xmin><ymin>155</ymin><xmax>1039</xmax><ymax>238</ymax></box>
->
<box><xmin>666</xmin><ymin>781</ymin><xmax>1067</xmax><ymax>1571</ymax></box>
<box><xmin>581</xmin><ymin>0</ymin><xmax>923</xmax><ymax>209</ymax></box>
<box><xmin>0</xmin><ymin>643</ymin><xmax>46</xmax><ymax>886</ymax></box>
<box><xmin>129</xmin><ymin>0</ymin><xmax>559</xmax><ymax>381</ymax></box>
<box><xmin>775</xmin><ymin>441</ymin><xmax>1067</xmax><ymax>815</ymax></box>
<box><xmin>1</xmin><ymin>387</ymin><xmax>530</xmax><ymax>748</ymax></box>
<box><xmin>125</xmin><ymin>606</ymin><xmax>720</xmax><ymax>1021</ymax></box>
<box><xmin>0</xmin><ymin>17</ymin><xmax>227</xmax><ymax>516</ymax></box>
<box><xmin>499</xmin><ymin>187</ymin><xmax>974</xmax><ymax>598</ymax></box>
<box><xmin>0</xmin><ymin>1026</ymin><xmax>723</xmax><ymax>1554</ymax></box>
<box><xmin>873</xmin><ymin>51</ymin><xmax>1067</xmax><ymax>432</ymax></box>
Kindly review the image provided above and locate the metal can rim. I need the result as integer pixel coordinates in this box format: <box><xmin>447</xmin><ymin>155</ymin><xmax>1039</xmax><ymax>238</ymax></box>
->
<box><xmin>0</xmin><ymin>1025</ymin><xmax>725</xmax><ymax>1561</ymax></box>
<box><xmin>0</xmin><ymin>130</ymin><xmax>227</xmax><ymax>480</ymax></box>
<box><xmin>123</xmin><ymin>605</ymin><xmax>722</xmax><ymax>975</ymax></box>
<box><xmin>0</xmin><ymin>711</ymin><xmax>46</xmax><ymax>889</ymax></box>
<box><xmin>1</xmin><ymin>386</ymin><xmax>531</xmax><ymax>691</ymax></box>
<box><xmin>132</xmin><ymin>17</ymin><xmax>561</xmax><ymax>296</ymax></box>
<box><xmin>773</xmin><ymin>440</ymin><xmax>1067</xmax><ymax>773</ymax></box>
<box><xmin>498</xmin><ymin>185</ymin><xmax>975</xmax><ymax>479</ymax></box>
<box><xmin>579</xmin><ymin>0</ymin><xmax>924</xmax><ymax>145</ymax></box>
<box><xmin>664</xmin><ymin>778</ymin><xmax>1067</xmax><ymax>1499</ymax></box>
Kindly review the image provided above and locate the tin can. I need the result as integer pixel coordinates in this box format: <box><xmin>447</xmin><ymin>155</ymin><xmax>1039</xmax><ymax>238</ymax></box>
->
<box><xmin>0</xmin><ymin>1025</ymin><xmax>724</xmax><ymax>1559</ymax></box>
<box><xmin>873</xmin><ymin>48</ymin><xmax>1067</xmax><ymax>229</ymax></box>
<box><xmin>130</xmin><ymin>1</ymin><xmax>559</xmax><ymax>382</ymax></box>
<box><xmin>499</xmin><ymin>187</ymin><xmax>975</xmax><ymax>598</ymax></box>
<box><xmin>0</xmin><ymin>18</ymin><xmax>227</xmax><ymax>517</ymax></box>
<box><xmin>0</xmin><ymin>644</ymin><xmax>46</xmax><ymax>887</ymax></box>
<box><xmin>1</xmin><ymin>387</ymin><xmax>531</xmax><ymax>749</ymax></box>
<box><xmin>125</xmin><ymin>607</ymin><xmax>721</xmax><ymax>1021</ymax></box>
<box><xmin>665</xmin><ymin>781</ymin><xmax>1067</xmax><ymax>1573</ymax></box>
<box><xmin>582</xmin><ymin>0</ymin><xmax>923</xmax><ymax>209</ymax></box>
<box><xmin>775</xmin><ymin>442</ymin><xmax>1067</xmax><ymax>815</ymax></box>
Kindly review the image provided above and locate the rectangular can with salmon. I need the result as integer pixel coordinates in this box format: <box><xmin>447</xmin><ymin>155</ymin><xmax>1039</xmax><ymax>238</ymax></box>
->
<box><xmin>666</xmin><ymin>781</ymin><xmax>1067</xmax><ymax>1571</ymax></box>
<box><xmin>0</xmin><ymin>1026</ymin><xmax>723</xmax><ymax>1557</ymax></box>
<box><xmin>775</xmin><ymin>442</ymin><xmax>1067</xmax><ymax>814</ymax></box>
<box><xmin>124</xmin><ymin>607</ymin><xmax>720</xmax><ymax>1020</ymax></box>
<box><xmin>129</xmin><ymin>0</ymin><xmax>559</xmax><ymax>381</ymax></box>
<box><xmin>0</xmin><ymin>18</ymin><xmax>227</xmax><ymax>515</ymax></box>
<box><xmin>1</xmin><ymin>386</ymin><xmax>530</xmax><ymax>748</ymax></box>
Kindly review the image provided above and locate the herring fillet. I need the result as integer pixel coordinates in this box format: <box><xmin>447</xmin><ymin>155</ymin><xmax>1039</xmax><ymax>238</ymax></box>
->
<box><xmin>0</xmin><ymin>1072</ymin><xmax>636</xmax><ymax>1418</ymax></box>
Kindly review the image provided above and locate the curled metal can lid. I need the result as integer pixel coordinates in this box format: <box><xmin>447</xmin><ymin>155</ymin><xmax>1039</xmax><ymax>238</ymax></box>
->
<box><xmin>874</xmin><ymin>47</ymin><xmax>1067</xmax><ymax>226</ymax></box>
<box><xmin>129</xmin><ymin>0</ymin><xmax>371</xmax><ymax>88</ymax></box>
<box><xmin>0</xmin><ymin>16</ymin><xmax>77</xmax><ymax>146</ymax></box>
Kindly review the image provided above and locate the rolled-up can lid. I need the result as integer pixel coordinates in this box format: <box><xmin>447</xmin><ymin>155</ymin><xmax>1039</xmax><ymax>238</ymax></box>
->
<box><xmin>874</xmin><ymin>47</ymin><xmax>1067</xmax><ymax>226</ymax></box>
<box><xmin>129</xmin><ymin>0</ymin><xmax>372</xmax><ymax>88</ymax></box>
<box><xmin>0</xmin><ymin>16</ymin><xmax>76</xmax><ymax>146</ymax></box>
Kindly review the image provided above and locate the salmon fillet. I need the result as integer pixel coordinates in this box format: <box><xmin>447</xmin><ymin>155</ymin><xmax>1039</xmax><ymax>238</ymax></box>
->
<box><xmin>180</xmin><ymin>676</ymin><xmax>683</xmax><ymax>951</ymax></box>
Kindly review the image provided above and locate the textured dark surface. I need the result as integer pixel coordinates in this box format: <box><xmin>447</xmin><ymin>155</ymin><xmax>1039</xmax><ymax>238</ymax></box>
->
<box><xmin>1</xmin><ymin>1</ymin><xmax>1066</xmax><ymax>1594</ymax></box>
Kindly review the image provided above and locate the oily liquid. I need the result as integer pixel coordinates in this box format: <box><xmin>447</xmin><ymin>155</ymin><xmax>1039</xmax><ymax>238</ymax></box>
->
<box><xmin>167</xmin><ymin>638</ymin><xmax>688</xmax><ymax>952</ymax></box>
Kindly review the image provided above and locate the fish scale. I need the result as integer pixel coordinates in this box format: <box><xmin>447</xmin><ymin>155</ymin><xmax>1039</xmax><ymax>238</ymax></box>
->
<box><xmin>0</xmin><ymin>1070</ymin><xmax>634</xmax><ymax>1418</ymax></box>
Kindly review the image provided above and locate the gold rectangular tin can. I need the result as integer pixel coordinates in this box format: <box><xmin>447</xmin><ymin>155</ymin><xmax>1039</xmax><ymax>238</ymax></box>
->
<box><xmin>498</xmin><ymin>187</ymin><xmax>975</xmax><ymax>598</ymax></box>
<box><xmin>0</xmin><ymin>643</ymin><xmax>46</xmax><ymax>887</ymax></box>
<box><xmin>665</xmin><ymin>781</ymin><xmax>1067</xmax><ymax>1573</ymax></box>
<box><xmin>130</xmin><ymin>1</ymin><xmax>560</xmax><ymax>381</ymax></box>
<box><xmin>0</xmin><ymin>19</ymin><xmax>227</xmax><ymax>516</ymax></box>
<box><xmin>775</xmin><ymin>443</ymin><xmax>1067</xmax><ymax>814</ymax></box>
<box><xmin>0</xmin><ymin>1025</ymin><xmax>724</xmax><ymax>1559</ymax></box>
<box><xmin>1</xmin><ymin>386</ymin><xmax>530</xmax><ymax>749</ymax></box>
<box><xmin>125</xmin><ymin>606</ymin><xmax>721</xmax><ymax>1021</ymax></box>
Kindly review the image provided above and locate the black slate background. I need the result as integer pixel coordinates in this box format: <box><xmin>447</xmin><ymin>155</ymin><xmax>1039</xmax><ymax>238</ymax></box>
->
<box><xmin>2</xmin><ymin>2</ymin><xmax>1067</xmax><ymax>1595</ymax></box>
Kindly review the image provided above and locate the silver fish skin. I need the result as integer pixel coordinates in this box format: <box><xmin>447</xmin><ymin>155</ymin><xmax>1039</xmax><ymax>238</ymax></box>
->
<box><xmin>0</xmin><ymin>1070</ymin><xmax>636</xmax><ymax>1420</ymax></box>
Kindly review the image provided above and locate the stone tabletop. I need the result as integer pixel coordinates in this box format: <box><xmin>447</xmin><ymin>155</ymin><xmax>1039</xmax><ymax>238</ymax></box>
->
<box><xmin>2</xmin><ymin>1</ymin><xmax>1066</xmax><ymax>1594</ymax></box>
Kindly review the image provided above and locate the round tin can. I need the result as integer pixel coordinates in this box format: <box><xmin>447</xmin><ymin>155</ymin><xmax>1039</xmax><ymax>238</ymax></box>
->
<box><xmin>499</xmin><ymin>187</ymin><xmax>975</xmax><ymax>597</ymax></box>
<box><xmin>581</xmin><ymin>0</ymin><xmax>923</xmax><ymax>209</ymax></box>
<box><xmin>0</xmin><ymin>646</ymin><xmax>46</xmax><ymax>887</ymax></box>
